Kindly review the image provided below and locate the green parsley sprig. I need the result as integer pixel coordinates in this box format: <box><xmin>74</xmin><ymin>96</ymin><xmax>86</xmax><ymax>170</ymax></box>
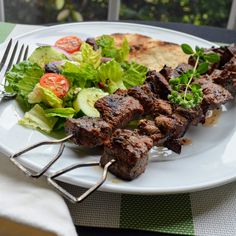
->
<box><xmin>168</xmin><ymin>44</ymin><xmax>220</xmax><ymax>109</ymax></box>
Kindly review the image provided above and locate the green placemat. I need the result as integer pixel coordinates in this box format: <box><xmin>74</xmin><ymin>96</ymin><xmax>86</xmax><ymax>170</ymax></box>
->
<box><xmin>0</xmin><ymin>22</ymin><xmax>15</xmax><ymax>43</ymax></box>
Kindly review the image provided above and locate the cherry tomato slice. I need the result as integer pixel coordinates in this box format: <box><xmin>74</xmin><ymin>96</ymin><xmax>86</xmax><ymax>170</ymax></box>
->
<box><xmin>55</xmin><ymin>36</ymin><xmax>82</xmax><ymax>53</ymax></box>
<box><xmin>40</xmin><ymin>73</ymin><xmax>70</xmax><ymax>98</ymax></box>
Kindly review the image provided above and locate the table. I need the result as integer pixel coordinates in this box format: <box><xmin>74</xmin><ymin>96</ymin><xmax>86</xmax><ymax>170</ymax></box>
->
<box><xmin>1</xmin><ymin>21</ymin><xmax>236</xmax><ymax>236</ymax></box>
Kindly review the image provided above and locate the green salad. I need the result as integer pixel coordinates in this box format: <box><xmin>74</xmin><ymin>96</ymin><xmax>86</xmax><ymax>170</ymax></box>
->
<box><xmin>5</xmin><ymin>35</ymin><xmax>148</xmax><ymax>133</ymax></box>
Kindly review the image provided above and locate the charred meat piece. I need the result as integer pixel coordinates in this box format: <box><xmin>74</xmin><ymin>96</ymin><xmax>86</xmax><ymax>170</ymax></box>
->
<box><xmin>212</xmin><ymin>44</ymin><xmax>236</xmax><ymax>67</ymax></box>
<box><xmin>95</xmin><ymin>94</ymin><xmax>144</xmax><ymax>129</ymax></box>
<box><xmin>189</xmin><ymin>45</ymin><xmax>236</xmax><ymax>71</ymax></box>
<box><xmin>159</xmin><ymin>65</ymin><xmax>180</xmax><ymax>81</ymax></box>
<box><xmin>175</xmin><ymin>63</ymin><xmax>193</xmax><ymax>74</ymax></box>
<box><xmin>128</xmin><ymin>84</ymin><xmax>156</xmax><ymax>114</ymax></box>
<box><xmin>223</xmin><ymin>55</ymin><xmax>236</xmax><ymax>72</ymax></box>
<box><xmin>155</xmin><ymin>114</ymin><xmax>189</xmax><ymax>140</ymax></box>
<box><xmin>138</xmin><ymin>119</ymin><xmax>166</xmax><ymax>145</ymax></box>
<box><xmin>145</xmin><ymin>70</ymin><xmax>172</xmax><ymax>99</ymax></box>
<box><xmin>163</xmin><ymin>138</ymin><xmax>182</xmax><ymax>154</ymax></box>
<box><xmin>65</xmin><ymin>117</ymin><xmax>112</xmax><ymax>148</ymax></box>
<box><xmin>100</xmin><ymin>129</ymin><xmax>153</xmax><ymax>180</ymax></box>
<box><xmin>198</xmin><ymin>77</ymin><xmax>233</xmax><ymax>108</ymax></box>
<box><xmin>160</xmin><ymin>64</ymin><xmax>193</xmax><ymax>81</ymax></box>
<box><xmin>128</xmin><ymin>84</ymin><xmax>172</xmax><ymax>116</ymax></box>
<box><xmin>210</xmin><ymin>69</ymin><xmax>236</xmax><ymax>96</ymax></box>
<box><xmin>151</xmin><ymin>99</ymin><xmax>173</xmax><ymax>116</ymax></box>
<box><xmin>175</xmin><ymin>106</ymin><xmax>205</xmax><ymax>125</ymax></box>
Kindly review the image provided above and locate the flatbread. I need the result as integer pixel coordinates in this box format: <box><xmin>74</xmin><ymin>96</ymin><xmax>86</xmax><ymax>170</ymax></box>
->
<box><xmin>112</xmin><ymin>33</ymin><xmax>188</xmax><ymax>71</ymax></box>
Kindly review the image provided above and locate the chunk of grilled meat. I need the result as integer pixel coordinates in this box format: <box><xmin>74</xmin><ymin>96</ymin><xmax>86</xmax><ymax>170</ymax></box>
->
<box><xmin>212</xmin><ymin>44</ymin><xmax>236</xmax><ymax>68</ymax></box>
<box><xmin>188</xmin><ymin>44</ymin><xmax>236</xmax><ymax>73</ymax></box>
<box><xmin>175</xmin><ymin>106</ymin><xmax>205</xmax><ymax>125</ymax></box>
<box><xmin>128</xmin><ymin>84</ymin><xmax>173</xmax><ymax>116</ymax></box>
<box><xmin>65</xmin><ymin>117</ymin><xmax>112</xmax><ymax>148</ymax></box>
<box><xmin>224</xmin><ymin>55</ymin><xmax>236</xmax><ymax>72</ymax></box>
<box><xmin>100</xmin><ymin>129</ymin><xmax>153</xmax><ymax>180</ymax></box>
<box><xmin>95</xmin><ymin>94</ymin><xmax>144</xmax><ymax>129</ymax></box>
<box><xmin>138</xmin><ymin>113</ymin><xmax>189</xmax><ymax>154</ymax></box>
<box><xmin>210</xmin><ymin>69</ymin><xmax>236</xmax><ymax>96</ymax></box>
<box><xmin>128</xmin><ymin>84</ymin><xmax>155</xmax><ymax>114</ymax></box>
<box><xmin>160</xmin><ymin>63</ymin><xmax>193</xmax><ymax>81</ymax></box>
<box><xmin>210</xmin><ymin>56</ymin><xmax>236</xmax><ymax>96</ymax></box>
<box><xmin>138</xmin><ymin>119</ymin><xmax>166</xmax><ymax>145</ymax></box>
<box><xmin>155</xmin><ymin>113</ymin><xmax>189</xmax><ymax>140</ymax></box>
<box><xmin>197</xmin><ymin>77</ymin><xmax>233</xmax><ymax>109</ymax></box>
<box><xmin>163</xmin><ymin>138</ymin><xmax>182</xmax><ymax>154</ymax></box>
<box><xmin>145</xmin><ymin>70</ymin><xmax>171</xmax><ymax>99</ymax></box>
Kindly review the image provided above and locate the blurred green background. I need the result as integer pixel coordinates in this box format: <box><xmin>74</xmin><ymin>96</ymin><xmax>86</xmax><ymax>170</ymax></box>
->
<box><xmin>5</xmin><ymin>0</ymin><xmax>232</xmax><ymax>28</ymax></box>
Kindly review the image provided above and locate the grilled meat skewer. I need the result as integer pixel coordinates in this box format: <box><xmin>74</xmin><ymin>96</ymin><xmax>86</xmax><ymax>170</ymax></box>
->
<box><xmin>64</xmin><ymin>44</ymin><xmax>236</xmax><ymax>180</ymax></box>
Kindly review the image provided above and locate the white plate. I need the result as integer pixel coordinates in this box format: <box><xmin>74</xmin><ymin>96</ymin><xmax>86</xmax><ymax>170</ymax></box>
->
<box><xmin>1</xmin><ymin>22</ymin><xmax>235</xmax><ymax>195</ymax></box>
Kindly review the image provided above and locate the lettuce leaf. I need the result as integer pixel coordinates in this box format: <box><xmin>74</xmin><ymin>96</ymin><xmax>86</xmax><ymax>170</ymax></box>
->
<box><xmin>28</xmin><ymin>84</ymin><xmax>63</xmax><ymax>108</ymax></box>
<box><xmin>71</xmin><ymin>42</ymin><xmax>101</xmax><ymax>68</ymax></box>
<box><xmin>5</xmin><ymin>61</ymin><xmax>44</xmax><ymax>98</ymax></box>
<box><xmin>45</xmin><ymin>107</ymin><xmax>75</xmax><ymax>118</ymax></box>
<box><xmin>62</xmin><ymin>61</ymin><xmax>98</xmax><ymax>88</ymax></box>
<box><xmin>19</xmin><ymin>104</ymin><xmax>58</xmax><ymax>133</ymax></box>
<box><xmin>97</xmin><ymin>60</ymin><xmax>126</xmax><ymax>93</ymax></box>
<box><xmin>116</xmin><ymin>38</ymin><xmax>129</xmax><ymax>62</ymax></box>
<box><xmin>122</xmin><ymin>61</ymin><xmax>148</xmax><ymax>88</ymax></box>
<box><xmin>96</xmin><ymin>35</ymin><xmax>129</xmax><ymax>62</ymax></box>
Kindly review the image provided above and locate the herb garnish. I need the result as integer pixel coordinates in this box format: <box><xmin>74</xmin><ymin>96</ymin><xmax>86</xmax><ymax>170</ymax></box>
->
<box><xmin>168</xmin><ymin>44</ymin><xmax>220</xmax><ymax>108</ymax></box>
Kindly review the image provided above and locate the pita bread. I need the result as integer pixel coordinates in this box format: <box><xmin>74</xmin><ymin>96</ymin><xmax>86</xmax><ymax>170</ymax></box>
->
<box><xmin>112</xmin><ymin>33</ymin><xmax>188</xmax><ymax>71</ymax></box>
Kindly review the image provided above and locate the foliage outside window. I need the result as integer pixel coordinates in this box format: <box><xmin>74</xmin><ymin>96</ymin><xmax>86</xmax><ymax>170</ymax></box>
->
<box><xmin>5</xmin><ymin>0</ymin><xmax>232</xmax><ymax>28</ymax></box>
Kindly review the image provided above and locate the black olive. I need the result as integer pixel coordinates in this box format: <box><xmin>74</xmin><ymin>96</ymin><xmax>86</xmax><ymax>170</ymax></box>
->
<box><xmin>85</xmin><ymin>38</ymin><xmax>99</xmax><ymax>51</ymax></box>
<box><xmin>45</xmin><ymin>63</ymin><xmax>61</xmax><ymax>74</ymax></box>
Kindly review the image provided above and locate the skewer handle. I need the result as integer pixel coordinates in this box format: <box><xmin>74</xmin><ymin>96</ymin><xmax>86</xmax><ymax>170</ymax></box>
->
<box><xmin>9</xmin><ymin>134</ymin><xmax>73</xmax><ymax>178</ymax></box>
<box><xmin>47</xmin><ymin>159</ymin><xmax>116</xmax><ymax>203</ymax></box>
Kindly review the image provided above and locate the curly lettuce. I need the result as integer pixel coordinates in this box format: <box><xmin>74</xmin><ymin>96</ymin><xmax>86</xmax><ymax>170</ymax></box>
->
<box><xmin>97</xmin><ymin>59</ymin><xmax>125</xmax><ymax>93</ymax></box>
<box><xmin>19</xmin><ymin>104</ymin><xmax>58</xmax><ymax>133</ymax></box>
<box><xmin>28</xmin><ymin>84</ymin><xmax>63</xmax><ymax>108</ymax></box>
<box><xmin>96</xmin><ymin>35</ymin><xmax>129</xmax><ymax>62</ymax></box>
<box><xmin>122</xmin><ymin>61</ymin><xmax>148</xmax><ymax>88</ymax></box>
<box><xmin>71</xmin><ymin>42</ymin><xmax>102</xmax><ymax>68</ymax></box>
<box><xmin>5</xmin><ymin>61</ymin><xmax>44</xmax><ymax>98</ymax></box>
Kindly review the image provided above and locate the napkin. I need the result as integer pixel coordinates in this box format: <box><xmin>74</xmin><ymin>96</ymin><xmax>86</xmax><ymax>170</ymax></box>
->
<box><xmin>0</xmin><ymin>154</ymin><xmax>77</xmax><ymax>236</ymax></box>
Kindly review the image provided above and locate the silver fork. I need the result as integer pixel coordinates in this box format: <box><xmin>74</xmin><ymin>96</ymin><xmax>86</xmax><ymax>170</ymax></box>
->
<box><xmin>0</xmin><ymin>39</ymin><xmax>29</xmax><ymax>102</ymax></box>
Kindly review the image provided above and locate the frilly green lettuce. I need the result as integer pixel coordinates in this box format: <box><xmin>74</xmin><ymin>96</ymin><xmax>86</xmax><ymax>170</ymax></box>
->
<box><xmin>5</xmin><ymin>61</ymin><xmax>44</xmax><ymax>98</ymax></box>
<box><xmin>45</xmin><ymin>107</ymin><xmax>75</xmax><ymax>118</ymax></box>
<box><xmin>28</xmin><ymin>84</ymin><xmax>63</xmax><ymax>108</ymax></box>
<box><xmin>19</xmin><ymin>104</ymin><xmax>58</xmax><ymax>133</ymax></box>
<box><xmin>71</xmin><ymin>42</ymin><xmax>101</xmax><ymax>68</ymax></box>
<box><xmin>97</xmin><ymin>59</ymin><xmax>126</xmax><ymax>93</ymax></box>
<box><xmin>96</xmin><ymin>35</ymin><xmax>129</xmax><ymax>62</ymax></box>
<box><xmin>122</xmin><ymin>61</ymin><xmax>148</xmax><ymax>88</ymax></box>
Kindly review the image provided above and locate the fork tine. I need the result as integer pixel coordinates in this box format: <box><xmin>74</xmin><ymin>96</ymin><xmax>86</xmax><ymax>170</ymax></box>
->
<box><xmin>16</xmin><ymin>44</ymin><xmax>24</xmax><ymax>64</ymax></box>
<box><xmin>5</xmin><ymin>41</ymin><xmax>18</xmax><ymax>76</ymax></box>
<box><xmin>23</xmin><ymin>45</ymin><xmax>29</xmax><ymax>60</ymax></box>
<box><xmin>0</xmin><ymin>38</ymin><xmax>12</xmax><ymax>71</ymax></box>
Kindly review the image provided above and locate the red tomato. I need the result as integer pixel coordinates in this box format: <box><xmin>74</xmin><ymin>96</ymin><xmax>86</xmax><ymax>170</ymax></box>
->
<box><xmin>55</xmin><ymin>36</ymin><xmax>82</xmax><ymax>53</ymax></box>
<box><xmin>40</xmin><ymin>73</ymin><xmax>70</xmax><ymax>98</ymax></box>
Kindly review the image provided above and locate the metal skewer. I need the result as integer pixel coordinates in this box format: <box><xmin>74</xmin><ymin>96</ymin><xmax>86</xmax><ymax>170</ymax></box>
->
<box><xmin>47</xmin><ymin>159</ymin><xmax>116</xmax><ymax>203</ymax></box>
<box><xmin>10</xmin><ymin>134</ymin><xmax>73</xmax><ymax>178</ymax></box>
<box><xmin>9</xmin><ymin>133</ymin><xmax>116</xmax><ymax>202</ymax></box>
